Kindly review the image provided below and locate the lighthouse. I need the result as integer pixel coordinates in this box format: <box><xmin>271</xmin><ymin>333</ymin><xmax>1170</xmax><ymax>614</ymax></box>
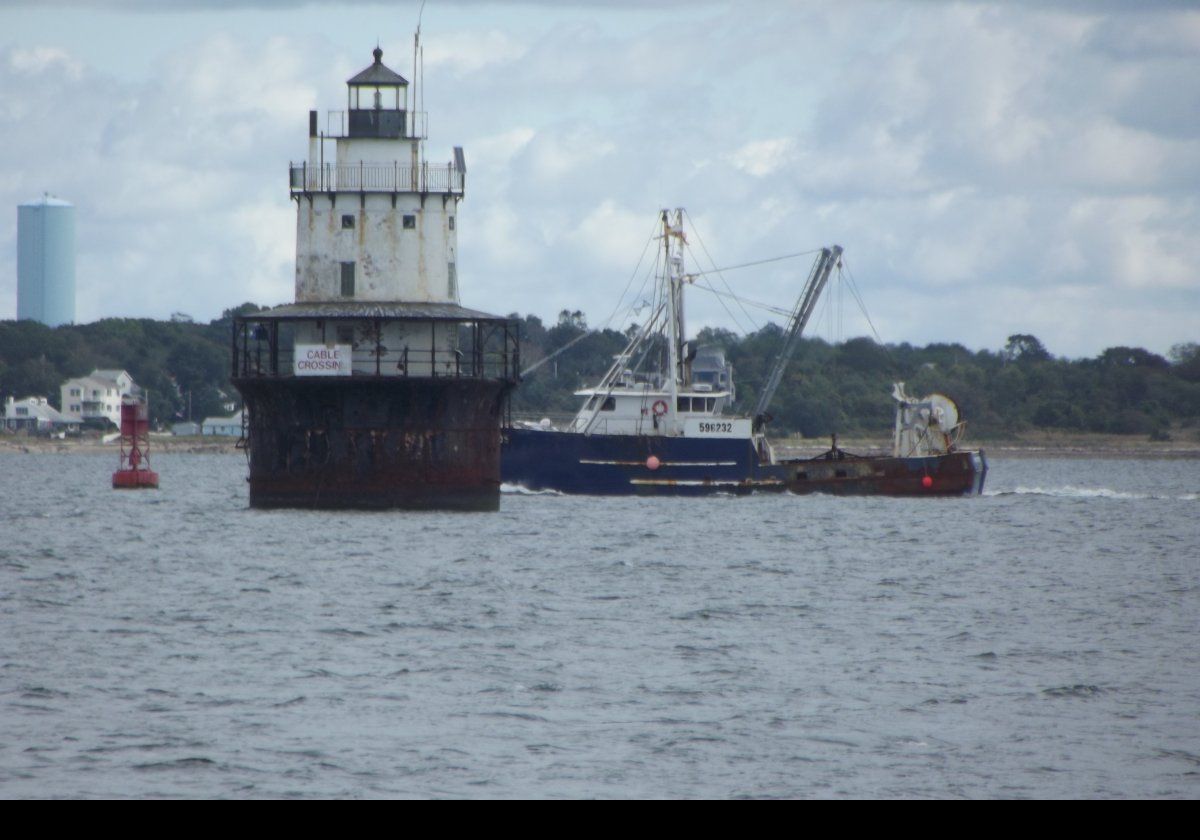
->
<box><xmin>232</xmin><ymin>46</ymin><xmax>519</xmax><ymax>511</ymax></box>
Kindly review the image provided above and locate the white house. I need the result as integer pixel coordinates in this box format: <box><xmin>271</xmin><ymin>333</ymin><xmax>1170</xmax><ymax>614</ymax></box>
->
<box><xmin>3</xmin><ymin>396</ymin><xmax>81</xmax><ymax>434</ymax></box>
<box><xmin>201</xmin><ymin>409</ymin><xmax>243</xmax><ymax>437</ymax></box>
<box><xmin>60</xmin><ymin>369</ymin><xmax>136</xmax><ymax>429</ymax></box>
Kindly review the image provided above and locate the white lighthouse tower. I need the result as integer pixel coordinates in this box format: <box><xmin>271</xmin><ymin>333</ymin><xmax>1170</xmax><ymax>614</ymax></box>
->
<box><xmin>233</xmin><ymin>46</ymin><xmax>518</xmax><ymax>511</ymax></box>
<box><xmin>292</xmin><ymin>46</ymin><xmax>462</xmax><ymax>305</ymax></box>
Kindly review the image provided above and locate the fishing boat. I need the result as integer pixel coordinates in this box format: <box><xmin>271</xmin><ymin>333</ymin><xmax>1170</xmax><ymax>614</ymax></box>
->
<box><xmin>501</xmin><ymin>209</ymin><xmax>987</xmax><ymax>496</ymax></box>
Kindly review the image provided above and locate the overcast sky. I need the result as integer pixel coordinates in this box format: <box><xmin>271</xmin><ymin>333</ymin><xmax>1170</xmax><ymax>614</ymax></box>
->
<box><xmin>1</xmin><ymin>0</ymin><xmax>1196</xmax><ymax>359</ymax></box>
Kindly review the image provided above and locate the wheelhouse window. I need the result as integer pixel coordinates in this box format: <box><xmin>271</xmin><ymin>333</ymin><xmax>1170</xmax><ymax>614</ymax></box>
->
<box><xmin>586</xmin><ymin>395</ymin><xmax>617</xmax><ymax>411</ymax></box>
<box><xmin>675</xmin><ymin>396</ymin><xmax>716</xmax><ymax>413</ymax></box>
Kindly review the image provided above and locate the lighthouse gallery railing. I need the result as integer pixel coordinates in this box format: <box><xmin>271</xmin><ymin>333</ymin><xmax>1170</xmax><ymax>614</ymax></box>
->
<box><xmin>289</xmin><ymin>162</ymin><xmax>464</xmax><ymax>195</ymax></box>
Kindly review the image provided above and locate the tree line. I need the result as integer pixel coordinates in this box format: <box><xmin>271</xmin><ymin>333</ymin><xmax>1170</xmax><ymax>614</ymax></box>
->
<box><xmin>0</xmin><ymin>304</ymin><xmax>265</xmax><ymax>427</ymax></box>
<box><xmin>2</xmin><ymin>306</ymin><xmax>1197</xmax><ymax>440</ymax></box>
<box><xmin>511</xmin><ymin>312</ymin><xmax>1200</xmax><ymax>440</ymax></box>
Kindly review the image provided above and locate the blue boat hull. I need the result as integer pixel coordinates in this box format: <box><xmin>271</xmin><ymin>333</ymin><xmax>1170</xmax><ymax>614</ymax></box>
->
<box><xmin>502</xmin><ymin>428</ymin><xmax>762</xmax><ymax>495</ymax></box>
<box><xmin>501</xmin><ymin>428</ymin><xmax>987</xmax><ymax>496</ymax></box>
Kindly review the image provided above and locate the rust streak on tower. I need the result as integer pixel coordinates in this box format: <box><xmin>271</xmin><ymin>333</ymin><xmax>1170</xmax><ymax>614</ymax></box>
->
<box><xmin>232</xmin><ymin>47</ymin><xmax>519</xmax><ymax>511</ymax></box>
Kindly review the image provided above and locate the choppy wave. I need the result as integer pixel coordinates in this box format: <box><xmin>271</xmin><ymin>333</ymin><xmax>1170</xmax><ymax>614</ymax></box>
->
<box><xmin>499</xmin><ymin>482</ymin><xmax>563</xmax><ymax>496</ymax></box>
<box><xmin>4</xmin><ymin>452</ymin><xmax>1200</xmax><ymax>799</ymax></box>
<box><xmin>987</xmin><ymin>485</ymin><xmax>1197</xmax><ymax>501</ymax></box>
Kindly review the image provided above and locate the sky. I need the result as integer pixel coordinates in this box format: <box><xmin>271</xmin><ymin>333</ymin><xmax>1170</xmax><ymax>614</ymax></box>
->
<box><xmin>0</xmin><ymin>0</ymin><xmax>1196</xmax><ymax>360</ymax></box>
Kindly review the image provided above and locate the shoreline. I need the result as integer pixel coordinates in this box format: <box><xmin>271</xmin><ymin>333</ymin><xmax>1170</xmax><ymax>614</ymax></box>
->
<box><xmin>3</xmin><ymin>432</ymin><xmax>1198</xmax><ymax>459</ymax></box>
<box><xmin>0</xmin><ymin>435</ymin><xmax>242</xmax><ymax>455</ymax></box>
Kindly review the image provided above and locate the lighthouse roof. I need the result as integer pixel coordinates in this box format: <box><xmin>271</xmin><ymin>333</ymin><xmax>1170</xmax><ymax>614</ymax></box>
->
<box><xmin>347</xmin><ymin>47</ymin><xmax>408</xmax><ymax>87</ymax></box>
<box><xmin>248</xmin><ymin>301</ymin><xmax>510</xmax><ymax>323</ymax></box>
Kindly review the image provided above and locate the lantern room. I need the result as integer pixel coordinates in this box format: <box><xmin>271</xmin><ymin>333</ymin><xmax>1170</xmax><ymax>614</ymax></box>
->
<box><xmin>346</xmin><ymin>46</ymin><xmax>409</xmax><ymax>138</ymax></box>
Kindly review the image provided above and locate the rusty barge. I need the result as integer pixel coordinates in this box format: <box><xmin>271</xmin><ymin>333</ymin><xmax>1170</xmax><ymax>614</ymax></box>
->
<box><xmin>233</xmin><ymin>47</ymin><xmax>518</xmax><ymax>511</ymax></box>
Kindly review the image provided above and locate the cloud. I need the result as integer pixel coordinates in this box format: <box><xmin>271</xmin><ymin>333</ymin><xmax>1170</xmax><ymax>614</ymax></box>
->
<box><xmin>423</xmin><ymin>28</ymin><xmax>526</xmax><ymax>76</ymax></box>
<box><xmin>0</xmin><ymin>35</ymin><xmax>324</xmax><ymax>321</ymax></box>
<box><xmin>1</xmin><ymin>1</ymin><xmax>1196</xmax><ymax>360</ymax></box>
<box><xmin>7</xmin><ymin>45</ymin><xmax>84</xmax><ymax>78</ymax></box>
<box><xmin>729</xmin><ymin>138</ymin><xmax>796</xmax><ymax>178</ymax></box>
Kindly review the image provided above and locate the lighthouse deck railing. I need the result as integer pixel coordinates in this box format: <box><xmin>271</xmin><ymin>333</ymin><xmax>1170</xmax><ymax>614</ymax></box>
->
<box><xmin>233</xmin><ymin>318</ymin><xmax>519</xmax><ymax>383</ymax></box>
<box><xmin>290</xmin><ymin>162</ymin><xmax>464</xmax><ymax>194</ymax></box>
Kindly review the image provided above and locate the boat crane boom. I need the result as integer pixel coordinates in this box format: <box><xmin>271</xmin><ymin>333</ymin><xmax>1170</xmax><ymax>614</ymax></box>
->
<box><xmin>752</xmin><ymin>245</ymin><xmax>842</xmax><ymax>430</ymax></box>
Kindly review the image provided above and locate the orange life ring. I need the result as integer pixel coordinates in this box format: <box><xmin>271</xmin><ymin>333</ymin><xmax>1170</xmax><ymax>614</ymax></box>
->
<box><xmin>652</xmin><ymin>399</ymin><xmax>669</xmax><ymax>417</ymax></box>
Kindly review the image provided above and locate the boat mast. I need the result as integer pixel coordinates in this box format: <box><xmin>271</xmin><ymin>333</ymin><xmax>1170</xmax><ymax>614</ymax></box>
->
<box><xmin>664</xmin><ymin>208</ymin><xmax>685</xmax><ymax>435</ymax></box>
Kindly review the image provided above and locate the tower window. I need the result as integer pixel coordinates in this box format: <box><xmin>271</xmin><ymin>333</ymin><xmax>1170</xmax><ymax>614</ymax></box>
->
<box><xmin>340</xmin><ymin>262</ymin><xmax>355</xmax><ymax>296</ymax></box>
<box><xmin>403</xmin><ymin>214</ymin><xmax>416</xmax><ymax>229</ymax></box>
<box><xmin>448</xmin><ymin>216</ymin><xmax>455</xmax><ymax>231</ymax></box>
<box><xmin>447</xmin><ymin>262</ymin><xmax>457</xmax><ymax>298</ymax></box>
<box><xmin>341</xmin><ymin>214</ymin><xmax>355</xmax><ymax>229</ymax></box>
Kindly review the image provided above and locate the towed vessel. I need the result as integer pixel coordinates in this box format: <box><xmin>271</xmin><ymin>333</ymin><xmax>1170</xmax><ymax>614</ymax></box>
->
<box><xmin>501</xmin><ymin>209</ymin><xmax>987</xmax><ymax>496</ymax></box>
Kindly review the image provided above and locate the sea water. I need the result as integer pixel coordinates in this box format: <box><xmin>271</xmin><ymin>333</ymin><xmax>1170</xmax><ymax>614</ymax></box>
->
<box><xmin>1</xmin><ymin>452</ymin><xmax>1197</xmax><ymax>798</ymax></box>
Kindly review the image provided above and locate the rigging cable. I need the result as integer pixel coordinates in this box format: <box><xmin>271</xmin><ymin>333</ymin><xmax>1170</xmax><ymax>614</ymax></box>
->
<box><xmin>520</xmin><ymin>217</ymin><xmax>660</xmax><ymax>378</ymax></box>
<box><xmin>837</xmin><ymin>258</ymin><xmax>899</xmax><ymax>371</ymax></box>
<box><xmin>686</xmin><ymin>284</ymin><xmax>794</xmax><ymax>318</ymax></box>
<box><xmin>682</xmin><ymin>209</ymin><xmax>760</xmax><ymax>334</ymax></box>
<box><xmin>839</xmin><ymin>258</ymin><xmax>889</xmax><ymax>349</ymax></box>
<box><xmin>685</xmin><ymin>248</ymin><xmax>823</xmax><ymax>278</ymax></box>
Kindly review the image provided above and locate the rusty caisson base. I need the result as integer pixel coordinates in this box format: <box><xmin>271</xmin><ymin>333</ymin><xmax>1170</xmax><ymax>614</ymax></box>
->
<box><xmin>235</xmin><ymin>377</ymin><xmax>513</xmax><ymax>511</ymax></box>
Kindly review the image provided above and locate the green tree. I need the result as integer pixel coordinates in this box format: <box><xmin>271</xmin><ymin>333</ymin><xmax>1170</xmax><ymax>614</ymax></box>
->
<box><xmin>1003</xmin><ymin>334</ymin><xmax>1051</xmax><ymax>364</ymax></box>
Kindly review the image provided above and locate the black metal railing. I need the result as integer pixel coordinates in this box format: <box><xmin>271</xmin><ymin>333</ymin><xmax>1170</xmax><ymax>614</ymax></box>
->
<box><xmin>233</xmin><ymin>317</ymin><xmax>519</xmax><ymax>384</ymax></box>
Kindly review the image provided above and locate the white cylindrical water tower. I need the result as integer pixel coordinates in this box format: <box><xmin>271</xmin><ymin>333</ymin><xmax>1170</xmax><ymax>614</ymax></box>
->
<box><xmin>17</xmin><ymin>195</ymin><xmax>76</xmax><ymax>327</ymax></box>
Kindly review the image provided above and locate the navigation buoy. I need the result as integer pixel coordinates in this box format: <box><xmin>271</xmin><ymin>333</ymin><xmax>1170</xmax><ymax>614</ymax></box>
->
<box><xmin>646</xmin><ymin>455</ymin><xmax>661</xmax><ymax>471</ymax></box>
<box><xmin>922</xmin><ymin>475</ymin><xmax>933</xmax><ymax>489</ymax></box>
<box><xmin>112</xmin><ymin>395</ymin><xmax>159</xmax><ymax>489</ymax></box>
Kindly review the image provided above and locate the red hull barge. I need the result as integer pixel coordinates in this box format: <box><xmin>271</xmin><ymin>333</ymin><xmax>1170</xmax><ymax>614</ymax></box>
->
<box><xmin>773</xmin><ymin>448</ymin><xmax>987</xmax><ymax>496</ymax></box>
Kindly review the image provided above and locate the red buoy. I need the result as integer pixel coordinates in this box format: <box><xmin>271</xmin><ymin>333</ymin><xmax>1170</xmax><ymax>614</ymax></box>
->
<box><xmin>921</xmin><ymin>475</ymin><xmax>933</xmax><ymax>489</ymax></box>
<box><xmin>112</xmin><ymin>395</ymin><xmax>159</xmax><ymax>489</ymax></box>
<box><xmin>646</xmin><ymin>455</ymin><xmax>661</xmax><ymax>471</ymax></box>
